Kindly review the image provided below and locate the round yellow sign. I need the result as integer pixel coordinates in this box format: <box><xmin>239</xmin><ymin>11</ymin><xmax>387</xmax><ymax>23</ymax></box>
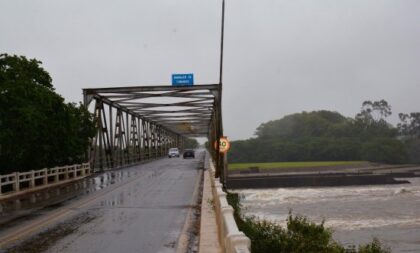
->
<box><xmin>214</xmin><ymin>137</ymin><xmax>230</xmax><ymax>153</ymax></box>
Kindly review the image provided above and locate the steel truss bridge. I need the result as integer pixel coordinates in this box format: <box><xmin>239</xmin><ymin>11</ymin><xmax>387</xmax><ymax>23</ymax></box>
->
<box><xmin>84</xmin><ymin>0</ymin><xmax>227</xmax><ymax>184</ymax></box>
<box><xmin>83</xmin><ymin>83</ymin><xmax>226</xmax><ymax>183</ymax></box>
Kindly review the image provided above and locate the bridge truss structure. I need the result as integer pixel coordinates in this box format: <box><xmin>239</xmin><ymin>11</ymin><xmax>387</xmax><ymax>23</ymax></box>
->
<box><xmin>83</xmin><ymin>84</ymin><xmax>226</xmax><ymax>182</ymax></box>
<box><xmin>84</xmin><ymin>0</ymin><xmax>227</xmax><ymax>184</ymax></box>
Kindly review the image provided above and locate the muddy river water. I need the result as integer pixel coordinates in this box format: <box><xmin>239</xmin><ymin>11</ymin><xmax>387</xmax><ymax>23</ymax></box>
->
<box><xmin>235</xmin><ymin>177</ymin><xmax>420</xmax><ymax>252</ymax></box>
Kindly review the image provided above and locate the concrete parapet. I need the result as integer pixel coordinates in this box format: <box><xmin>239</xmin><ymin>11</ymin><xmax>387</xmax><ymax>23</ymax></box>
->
<box><xmin>206</xmin><ymin>157</ymin><xmax>251</xmax><ymax>253</ymax></box>
<box><xmin>0</xmin><ymin>163</ymin><xmax>91</xmax><ymax>199</ymax></box>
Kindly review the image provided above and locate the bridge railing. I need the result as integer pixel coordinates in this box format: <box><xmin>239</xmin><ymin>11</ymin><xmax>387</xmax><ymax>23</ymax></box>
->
<box><xmin>208</xmin><ymin>158</ymin><xmax>251</xmax><ymax>253</ymax></box>
<box><xmin>91</xmin><ymin>150</ymin><xmax>168</xmax><ymax>172</ymax></box>
<box><xmin>0</xmin><ymin>163</ymin><xmax>90</xmax><ymax>198</ymax></box>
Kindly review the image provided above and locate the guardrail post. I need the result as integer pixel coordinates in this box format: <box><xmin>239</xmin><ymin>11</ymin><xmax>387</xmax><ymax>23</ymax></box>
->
<box><xmin>54</xmin><ymin>169</ymin><xmax>59</xmax><ymax>183</ymax></box>
<box><xmin>14</xmin><ymin>172</ymin><xmax>20</xmax><ymax>192</ymax></box>
<box><xmin>64</xmin><ymin>166</ymin><xmax>69</xmax><ymax>180</ymax></box>
<box><xmin>73</xmin><ymin>165</ymin><xmax>77</xmax><ymax>178</ymax></box>
<box><xmin>43</xmin><ymin>168</ymin><xmax>48</xmax><ymax>185</ymax></box>
<box><xmin>84</xmin><ymin>165</ymin><xmax>87</xmax><ymax>177</ymax></box>
<box><xmin>73</xmin><ymin>166</ymin><xmax>76</xmax><ymax>178</ymax></box>
<box><xmin>70</xmin><ymin>166</ymin><xmax>74</xmax><ymax>178</ymax></box>
<box><xmin>29</xmin><ymin>170</ymin><xmax>35</xmax><ymax>188</ymax></box>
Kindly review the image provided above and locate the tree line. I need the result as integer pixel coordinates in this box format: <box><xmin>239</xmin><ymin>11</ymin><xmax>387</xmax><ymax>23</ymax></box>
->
<box><xmin>0</xmin><ymin>54</ymin><xmax>96</xmax><ymax>174</ymax></box>
<box><xmin>184</xmin><ymin>138</ymin><xmax>199</xmax><ymax>149</ymax></box>
<box><xmin>229</xmin><ymin>100</ymin><xmax>420</xmax><ymax>164</ymax></box>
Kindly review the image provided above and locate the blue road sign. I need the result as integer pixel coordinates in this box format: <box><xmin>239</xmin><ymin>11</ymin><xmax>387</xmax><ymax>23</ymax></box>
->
<box><xmin>172</xmin><ymin>74</ymin><xmax>194</xmax><ymax>86</ymax></box>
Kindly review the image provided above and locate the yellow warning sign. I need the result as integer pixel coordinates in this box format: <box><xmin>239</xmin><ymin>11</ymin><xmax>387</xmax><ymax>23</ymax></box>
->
<box><xmin>214</xmin><ymin>137</ymin><xmax>230</xmax><ymax>153</ymax></box>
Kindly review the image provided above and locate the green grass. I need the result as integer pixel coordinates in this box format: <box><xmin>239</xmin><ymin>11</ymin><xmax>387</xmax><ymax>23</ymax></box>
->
<box><xmin>229</xmin><ymin>161</ymin><xmax>367</xmax><ymax>170</ymax></box>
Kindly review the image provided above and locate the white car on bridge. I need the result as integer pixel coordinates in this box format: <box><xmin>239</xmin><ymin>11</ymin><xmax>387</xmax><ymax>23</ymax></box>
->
<box><xmin>168</xmin><ymin>148</ymin><xmax>180</xmax><ymax>158</ymax></box>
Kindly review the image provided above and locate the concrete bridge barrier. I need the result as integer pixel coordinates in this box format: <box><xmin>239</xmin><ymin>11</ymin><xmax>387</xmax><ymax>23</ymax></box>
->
<box><xmin>207</xmin><ymin>158</ymin><xmax>251</xmax><ymax>253</ymax></box>
<box><xmin>0</xmin><ymin>163</ymin><xmax>90</xmax><ymax>200</ymax></box>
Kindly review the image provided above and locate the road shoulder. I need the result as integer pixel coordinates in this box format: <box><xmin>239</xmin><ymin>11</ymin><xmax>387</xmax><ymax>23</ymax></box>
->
<box><xmin>198</xmin><ymin>169</ymin><xmax>222</xmax><ymax>253</ymax></box>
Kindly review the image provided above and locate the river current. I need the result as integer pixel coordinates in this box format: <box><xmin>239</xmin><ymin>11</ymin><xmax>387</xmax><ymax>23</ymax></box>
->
<box><xmin>235</xmin><ymin>177</ymin><xmax>420</xmax><ymax>252</ymax></box>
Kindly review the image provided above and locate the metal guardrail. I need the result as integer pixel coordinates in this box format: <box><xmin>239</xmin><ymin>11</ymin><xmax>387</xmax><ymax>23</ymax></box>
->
<box><xmin>208</xmin><ymin>158</ymin><xmax>251</xmax><ymax>253</ymax></box>
<box><xmin>0</xmin><ymin>163</ymin><xmax>90</xmax><ymax>197</ymax></box>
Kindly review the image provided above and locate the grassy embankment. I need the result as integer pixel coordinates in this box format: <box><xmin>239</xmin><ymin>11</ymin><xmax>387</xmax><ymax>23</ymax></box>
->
<box><xmin>229</xmin><ymin>161</ymin><xmax>368</xmax><ymax>170</ymax></box>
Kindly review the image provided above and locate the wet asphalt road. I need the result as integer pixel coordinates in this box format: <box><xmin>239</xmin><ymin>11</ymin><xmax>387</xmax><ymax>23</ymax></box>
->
<box><xmin>0</xmin><ymin>150</ymin><xmax>204</xmax><ymax>253</ymax></box>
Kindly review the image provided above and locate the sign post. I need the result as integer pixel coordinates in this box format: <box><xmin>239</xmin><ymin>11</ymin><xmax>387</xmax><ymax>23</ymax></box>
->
<box><xmin>172</xmin><ymin>74</ymin><xmax>194</xmax><ymax>86</ymax></box>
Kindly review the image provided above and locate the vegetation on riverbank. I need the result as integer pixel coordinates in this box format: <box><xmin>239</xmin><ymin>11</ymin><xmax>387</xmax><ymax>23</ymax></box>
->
<box><xmin>229</xmin><ymin>105</ymin><xmax>420</xmax><ymax>165</ymax></box>
<box><xmin>227</xmin><ymin>192</ymin><xmax>391</xmax><ymax>253</ymax></box>
<box><xmin>229</xmin><ymin>161</ymin><xmax>367</xmax><ymax>170</ymax></box>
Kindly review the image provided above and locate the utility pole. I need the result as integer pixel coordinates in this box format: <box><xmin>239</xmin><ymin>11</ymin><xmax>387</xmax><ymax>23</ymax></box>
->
<box><xmin>216</xmin><ymin>0</ymin><xmax>226</xmax><ymax>185</ymax></box>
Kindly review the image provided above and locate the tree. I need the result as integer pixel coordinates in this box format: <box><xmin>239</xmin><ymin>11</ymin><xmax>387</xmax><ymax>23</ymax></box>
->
<box><xmin>0</xmin><ymin>54</ymin><xmax>96</xmax><ymax>173</ymax></box>
<box><xmin>398</xmin><ymin>112</ymin><xmax>420</xmax><ymax>138</ymax></box>
<box><xmin>254</xmin><ymin>111</ymin><xmax>347</xmax><ymax>140</ymax></box>
<box><xmin>354</xmin><ymin>100</ymin><xmax>396</xmax><ymax>139</ymax></box>
<box><xmin>361</xmin><ymin>138</ymin><xmax>408</xmax><ymax>164</ymax></box>
<box><xmin>397</xmin><ymin>112</ymin><xmax>420</xmax><ymax>164</ymax></box>
<box><xmin>184</xmin><ymin>138</ymin><xmax>199</xmax><ymax>149</ymax></box>
<box><xmin>229</xmin><ymin>107</ymin><xmax>405</xmax><ymax>164</ymax></box>
<box><xmin>356</xmin><ymin>100</ymin><xmax>392</xmax><ymax>123</ymax></box>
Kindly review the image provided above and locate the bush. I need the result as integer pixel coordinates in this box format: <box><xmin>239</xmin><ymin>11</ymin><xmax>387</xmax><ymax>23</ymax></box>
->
<box><xmin>403</xmin><ymin>138</ymin><xmax>420</xmax><ymax>164</ymax></box>
<box><xmin>358</xmin><ymin>238</ymin><xmax>391</xmax><ymax>253</ymax></box>
<box><xmin>227</xmin><ymin>192</ymin><xmax>391</xmax><ymax>253</ymax></box>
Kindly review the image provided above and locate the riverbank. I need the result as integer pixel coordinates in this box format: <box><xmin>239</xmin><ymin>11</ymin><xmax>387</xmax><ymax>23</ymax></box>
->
<box><xmin>227</xmin><ymin>165</ymin><xmax>420</xmax><ymax>189</ymax></box>
<box><xmin>226</xmin><ymin>192</ymin><xmax>391</xmax><ymax>253</ymax></box>
<box><xmin>229</xmin><ymin>161</ymin><xmax>369</xmax><ymax>171</ymax></box>
<box><xmin>234</xmin><ymin>177</ymin><xmax>420</xmax><ymax>252</ymax></box>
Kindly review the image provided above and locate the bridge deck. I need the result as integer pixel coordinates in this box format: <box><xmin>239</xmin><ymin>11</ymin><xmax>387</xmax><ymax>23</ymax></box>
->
<box><xmin>0</xmin><ymin>151</ymin><xmax>205</xmax><ymax>253</ymax></box>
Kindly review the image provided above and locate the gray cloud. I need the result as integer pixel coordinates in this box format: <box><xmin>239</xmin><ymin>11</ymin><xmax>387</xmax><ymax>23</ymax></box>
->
<box><xmin>1</xmin><ymin>0</ymin><xmax>419</xmax><ymax>140</ymax></box>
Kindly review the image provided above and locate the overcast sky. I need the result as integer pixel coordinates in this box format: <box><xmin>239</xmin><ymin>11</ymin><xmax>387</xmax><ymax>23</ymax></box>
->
<box><xmin>1</xmin><ymin>0</ymin><xmax>419</xmax><ymax>140</ymax></box>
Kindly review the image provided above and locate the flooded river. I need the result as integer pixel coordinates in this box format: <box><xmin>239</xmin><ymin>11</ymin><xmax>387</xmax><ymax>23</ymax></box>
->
<box><xmin>236</xmin><ymin>177</ymin><xmax>420</xmax><ymax>253</ymax></box>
